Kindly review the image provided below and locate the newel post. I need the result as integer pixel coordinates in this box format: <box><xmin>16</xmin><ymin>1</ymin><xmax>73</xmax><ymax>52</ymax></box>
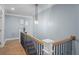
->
<box><xmin>70</xmin><ymin>35</ymin><xmax>76</xmax><ymax>40</ymax></box>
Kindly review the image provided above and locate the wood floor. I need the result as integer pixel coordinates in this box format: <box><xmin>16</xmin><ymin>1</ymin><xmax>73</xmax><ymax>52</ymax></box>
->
<box><xmin>0</xmin><ymin>40</ymin><xmax>26</xmax><ymax>55</ymax></box>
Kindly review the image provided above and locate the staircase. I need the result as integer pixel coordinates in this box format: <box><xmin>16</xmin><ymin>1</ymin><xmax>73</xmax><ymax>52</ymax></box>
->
<box><xmin>20</xmin><ymin>32</ymin><xmax>76</xmax><ymax>55</ymax></box>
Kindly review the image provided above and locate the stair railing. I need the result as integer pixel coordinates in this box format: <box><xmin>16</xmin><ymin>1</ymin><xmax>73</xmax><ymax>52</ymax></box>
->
<box><xmin>52</xmin><ymin>35</ymin><xmax>76</xmax><ymax>55</ymax></box>
<box><xmin>21</xmin><ymin>32</ymin><xmax>76</xmax><ymax>55</ymax></box>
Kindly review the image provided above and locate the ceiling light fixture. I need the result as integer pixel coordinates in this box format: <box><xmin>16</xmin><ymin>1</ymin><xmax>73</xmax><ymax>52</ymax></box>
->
<box><xmin>11</xmin><ymin>7</ymin><xmax>15</xmax><ymax>11</ymax></box>
<box><xmin>34</xmin><ymin>4</ymin><xmax>38</xmax><ymax>24</ymax></box>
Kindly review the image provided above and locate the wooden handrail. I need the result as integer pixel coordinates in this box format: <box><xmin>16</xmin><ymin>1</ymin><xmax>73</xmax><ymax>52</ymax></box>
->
<box><xmin>27</xmin><ymin>33</ymin><xmax>44</xmax><ymax>45</ymax></box>
<box><xmin>22</xmin><ymin>32</ymin><xmax>76</xmax><ymax>46</ymax></box>
<box><xmin>53</xmin><ymin>35</ymin><xmax>76</xmax><ymax>46</ymax></box>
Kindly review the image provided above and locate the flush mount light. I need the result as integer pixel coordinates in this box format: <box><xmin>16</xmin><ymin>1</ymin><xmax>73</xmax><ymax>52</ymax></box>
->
<box><xmin>11</xmin><ymin>7</ymin><xmax>15</xmax><ymax>10</ymax></box>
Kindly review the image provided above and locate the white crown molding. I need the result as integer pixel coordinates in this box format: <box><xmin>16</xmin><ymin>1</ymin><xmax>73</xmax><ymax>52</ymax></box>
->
<box><xmin>5</xmin><ymin>13</ymin><xmax>33</xmax><ymax>19</ymax></box>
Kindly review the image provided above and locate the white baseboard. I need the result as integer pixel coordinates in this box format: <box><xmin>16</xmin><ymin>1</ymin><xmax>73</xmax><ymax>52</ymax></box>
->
<box><xmin>0</xmin><ymin>41</ymin><xmax>5</xmax><ymax>48</ymax></box>
<box><xmin>0</xmin><ymin>37</ymin><xmax>19</xmax><ymax>48</ymax></box>
<box><xmin>4</xmin><ymin>37</ymin><xmax>19</xmax><ymax>47</ymax></box>
<box><xmin>6</xmin><ymin>37</ymin><xmax>19</xmax><ymax>41</ymax></box>
<box><xmin>5</xmin><ymin>37</ymin><xmax>19</xmax><ymax>43</ymax></box>
<box><xmin>0</xmin><ymin>43</ymin><xmax>4</xmax><ymax>48</ymax></box>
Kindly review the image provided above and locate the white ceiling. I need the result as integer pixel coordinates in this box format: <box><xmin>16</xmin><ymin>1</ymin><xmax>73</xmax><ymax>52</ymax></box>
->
<box><xmin>0</xmin><ymin>4</ymin><xmax>54</xmax><ymax>16</ymax></box>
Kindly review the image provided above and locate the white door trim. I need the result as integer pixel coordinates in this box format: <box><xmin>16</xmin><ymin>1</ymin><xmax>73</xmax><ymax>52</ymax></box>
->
<box><xmin>0</xmin><ymin>6</ymin><xmax>5</xmax><ymax>48</ymax></box>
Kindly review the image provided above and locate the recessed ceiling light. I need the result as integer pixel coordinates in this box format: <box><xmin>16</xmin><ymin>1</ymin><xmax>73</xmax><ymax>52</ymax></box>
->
<box><xmin>11</xmin><ymin>8</ymin><xmax>15</xmax><ymax>10</ymax></box>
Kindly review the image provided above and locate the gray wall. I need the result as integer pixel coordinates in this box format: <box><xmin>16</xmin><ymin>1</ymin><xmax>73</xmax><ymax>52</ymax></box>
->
<box><xmin>5</xmin><ymin>15</ymin><xmax>33</xmax><ymax>40</ymax></box>
<box><xmin>33</xmin><ymin>4</ymin><xmax>78</xmax><ymax>40</ymax></box>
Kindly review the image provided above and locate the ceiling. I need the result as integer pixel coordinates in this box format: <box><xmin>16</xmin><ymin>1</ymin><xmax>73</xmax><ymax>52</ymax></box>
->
<box><xmin>0</xmin><ymin>4</ymin><xmax>54</xmax><ymax>16</ymax></box>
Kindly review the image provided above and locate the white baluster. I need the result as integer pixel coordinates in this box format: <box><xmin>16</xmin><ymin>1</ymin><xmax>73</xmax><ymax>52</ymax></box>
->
<box><xmin>53</xmin><ymin>45</ymin><xmax>55</xmax><ymax>55</ymax></box>
<box><xmin>39</xmin><ymin>44</ymin><xmax>40</xmax><ymax>55</ymax></box>
<box><xmin>36</xmin><ymin>42</ymin><xmax>38</xmax><ymax>55</ymax></box>
<box><xmin>40</xmin><ymin>44</ymin><xmax>42</xmax><ymax>55</ymax></box>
